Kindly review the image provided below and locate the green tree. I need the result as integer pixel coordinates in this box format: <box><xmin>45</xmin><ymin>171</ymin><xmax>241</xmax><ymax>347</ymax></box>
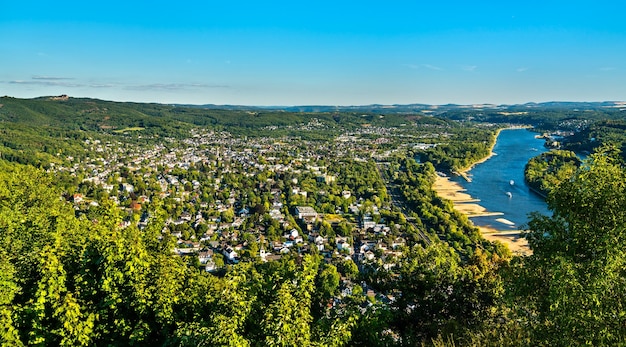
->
<box><xmin>220</xmin><ymin>208</ymin><xmax>235</xmax><ymax>223</ymax></box>
<box><xmin>261</xmin><ymin>255</ymin><xmax>317</xmax><ymax>346</ymax></box>
<box><xmin>0</xmin><ymin>162</ymin><xmax>95</xmax><ymax>346</ymax></box>
<box><xmin>386</xmin><ymin>243</ymin><xmax>504</xmax><ymax>344</ymax></box>
<box><xmin>173</xmin><ymin>264</ymin><xmax>254</xmax><ymax>347</ymax></box>
<box><xmin>513</xmin><ymin>145</ymin><xmax>626</xmax><ymax>345</ymax></box>
<box><xmin>0</xmin><ymin>250</ymin><xmax>21</xmax><ymax>346</ymax></box>
<box><xmin>337</xmin><ymin>259</ymin><xmax>359</xmax><ymax>280</ymax></box>
<box><xmin>312</xmin><ymin>264</ymin><xmax>340</xmax><ymax>319</ymax></box>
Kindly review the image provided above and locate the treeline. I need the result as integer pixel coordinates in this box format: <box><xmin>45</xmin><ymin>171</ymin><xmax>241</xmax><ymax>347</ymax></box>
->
<box><xmin>438</xmin><ymin>107</ymin><xmax>625</xmax><ymax>132</ymax></box>
<box><xmin>414</xmin><ymin>127</ymin><xmax>496</xmax><ymax>172</ymax></box>
<box><xmin>524</xmin><ymin>150</ymin><xmax>581</xmax><ymax>196</ymax></box>
<box><xmin>3</xmin><ymin>97</ymin><xmax>623</xmax><ymax>137</ymax></box>
<box><xmin>0</xmin><ymin>122</ymin><xmax>90</xmax><ymax>167</ymax></box>
<box><xmin>403</xmin><ymin>158</ymin><xmax>507</xmax><ymax>255</ymax></box>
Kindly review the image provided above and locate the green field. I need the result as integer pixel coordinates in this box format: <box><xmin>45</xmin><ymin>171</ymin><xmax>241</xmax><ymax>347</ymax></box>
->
<box><xmin>112</xmin><ymin>127</ymin><xmax>145</xmax><ymax>133</ymax></box>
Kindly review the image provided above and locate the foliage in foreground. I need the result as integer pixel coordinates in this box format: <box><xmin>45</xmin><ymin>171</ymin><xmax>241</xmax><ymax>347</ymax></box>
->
<box><xmin>509</xmin><ymin>145</ymin><xmax>626</xmax><ymax>346</ymax></box>
<box><xmin>0</xmin><ymin>162</ymin><xmax>359</xmax><ymax>346</ymax></box>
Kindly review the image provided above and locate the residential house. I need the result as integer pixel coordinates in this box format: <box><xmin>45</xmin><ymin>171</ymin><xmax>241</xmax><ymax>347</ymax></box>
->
<box><xmin>295</xmin><ymin>206</ymin><xmax>318</xmax><ymax>221</ymax></box>
<box><xmin>222</xmin><ymin>247</ymin><xmax>239</xmax><ymax>264</ymax></box>
<box><xmin>198</xmin><ymin>249</ymin><xmax>214</xmax><ymax>264</ymax></box>
<box><xmin>361</xmin><ymin>214</ymin><xmax>376</xmax><ymax>230</ymax></box>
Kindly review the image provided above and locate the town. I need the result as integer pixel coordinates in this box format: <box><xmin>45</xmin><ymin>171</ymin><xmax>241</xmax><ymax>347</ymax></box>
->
<box><xmin>51</xmin><ymin>117</ymin><xmax>496</xmax><ymax>303</ymax></box>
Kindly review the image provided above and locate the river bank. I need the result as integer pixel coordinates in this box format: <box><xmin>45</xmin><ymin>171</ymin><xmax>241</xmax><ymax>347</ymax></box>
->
<box><xmin>433</xmin><ymin>126</ymin><xmax>539</xmax><ymax>255</ymax></box>
<box><xmin>453</xmin><ymin>126</ymin><xmax>531</xmax><ymax>181</ymax></box>
<box><xmin>433</xmin><ymin>175</ymin><xmax>530</xmax><ymax>255</ymax></box>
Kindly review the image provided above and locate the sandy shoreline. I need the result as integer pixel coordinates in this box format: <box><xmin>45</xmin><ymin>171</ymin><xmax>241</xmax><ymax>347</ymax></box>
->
<box><xmin>455</xmin><ymin>128</ymin><xmax>501</xmax><ymax>176</ymax></box>
<box><xmin>433</xmin><ymin>171</ymin><xmax>530</xmax><ymax>255</ymax></box>
<box><xmin>433</xmin><ymin>126</ymin><xmax>532</xmax><ymax>255</ymax></box>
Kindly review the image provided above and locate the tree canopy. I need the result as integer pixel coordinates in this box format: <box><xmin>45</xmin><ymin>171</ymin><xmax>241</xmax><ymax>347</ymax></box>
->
<box><xmin>512</xmin><ymin>145</ymin><xmax>626</xmax><ymax>345</ymax></box>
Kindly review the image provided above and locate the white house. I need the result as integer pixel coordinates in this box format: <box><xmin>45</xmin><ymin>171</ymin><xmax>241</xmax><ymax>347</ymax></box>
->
<box><xmin>222</xmin><ymin>247</ymin><xmax>239</xmax><ymax>263</ymax></box>
<box><xmin>295</xmin><ymin>206</ymin><xmax>318</xmax><ymax>221</ymax></box>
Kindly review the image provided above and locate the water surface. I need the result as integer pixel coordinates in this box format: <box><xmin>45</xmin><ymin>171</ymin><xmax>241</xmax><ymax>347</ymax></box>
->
<box><xmin>451</xmin><ymin>128</ymin><xmax>551</xmax><ymax>230</ymax></box>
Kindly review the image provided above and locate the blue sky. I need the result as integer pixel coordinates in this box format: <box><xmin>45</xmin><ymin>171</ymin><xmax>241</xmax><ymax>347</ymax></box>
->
<box><xmin>2</xmin><ymin>1</ymin><xmax>625</xmax><ymax>105</ymax></box>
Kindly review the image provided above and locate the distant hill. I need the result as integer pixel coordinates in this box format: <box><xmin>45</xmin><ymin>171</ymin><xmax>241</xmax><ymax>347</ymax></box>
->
<box><xmin>2</xmin><ymin>96</ymin><xmax>624</xmax><ymax>135</ymax></box>
<box><xmin>178</xmin><ymin>103</ymin><xmax>434</xmax><ymax>114</ymax></box>
<box><xmin>0</xmin><ymin>96</ymin><xmax>440</xmax><ymax>136</ymax></box>
<box><xmin>178</xmin><ymin>101</ymin><xmax>626</xmax><ymax>114</ymax></box>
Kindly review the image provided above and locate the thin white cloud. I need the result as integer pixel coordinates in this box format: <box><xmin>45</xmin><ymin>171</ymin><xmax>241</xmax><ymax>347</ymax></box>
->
<box><xmin>403</xmin><ymin>64</ymin><xmax>419</xmax><ymax>70</ymax></box>
<box><xmin>32</xmin><ymin>75</ymin><xmax>75</xmax><ymax>80</ymax></box>
<box><xmin>3</xmin><ymin>78</ymin><xmax>228</xmax><ymax>92</ymax></box>
<box><xmin>516</xmin><ymin>67</ymin><xmax>529</xmax><ymax>72</ymax></box>
<box><xmin>462</xmin><ymin>65</ymin><xmax>477</xmax><ymax>72</ymax></box>
<box><xmin>422</xmin><ymin>64</ymin><xmax>443</xmax><ymax>71</ymax></box>
<box><xmin>599</xmin><ymin>67</ymin><xmax>615</xmax><ymax>71</ymax></box>
<box><xmin>88</xmin><ymin>83</ymin><xmax>115</xmax><ymax>88</ymax></box>
<box><xmin>8</xmin><ymin>79</ymin><xmax>82</xmax><ymax>87</ymax></box>
<box><xmin>126</xmin><ymin>83</ymin><xmax>230</xmax><ymax>91</ymax></box>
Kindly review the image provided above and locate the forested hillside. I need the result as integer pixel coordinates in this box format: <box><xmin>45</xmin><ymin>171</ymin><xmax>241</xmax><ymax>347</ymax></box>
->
<box><xmin>524</xmin><ymin>150</ymin><xmax>581</xmax><ymax>196</ymax></box>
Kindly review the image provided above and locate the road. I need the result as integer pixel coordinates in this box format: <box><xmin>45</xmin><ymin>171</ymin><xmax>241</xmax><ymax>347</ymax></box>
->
<box><xmin>375</xmin><ymin>161</ymin><xmax>434</xmax><ymax>246</ymax></box>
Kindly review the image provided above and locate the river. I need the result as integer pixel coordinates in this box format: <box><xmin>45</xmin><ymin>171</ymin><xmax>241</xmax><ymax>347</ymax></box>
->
<box><xmin>450</xmin><ymin>128</ymin><xmax>551</xmax><ymax>230</ymax></box>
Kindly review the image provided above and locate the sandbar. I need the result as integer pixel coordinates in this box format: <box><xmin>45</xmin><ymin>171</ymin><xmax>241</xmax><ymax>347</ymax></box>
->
<box><xmin>479</xmin><ymin>226</ymin><xmax>529</xmax><ymax>255</ymax></box>
<box><xmin>433</xmin><ymin>175</ymin><xmax>530</xmax><ymax>255</ymax></box>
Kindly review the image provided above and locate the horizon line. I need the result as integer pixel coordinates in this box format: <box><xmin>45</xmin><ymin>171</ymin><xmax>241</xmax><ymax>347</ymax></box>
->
<box><xmin>2</xmin><ymin>95</ymin><xmax>625</xmax><ymax>109</ymax></box>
